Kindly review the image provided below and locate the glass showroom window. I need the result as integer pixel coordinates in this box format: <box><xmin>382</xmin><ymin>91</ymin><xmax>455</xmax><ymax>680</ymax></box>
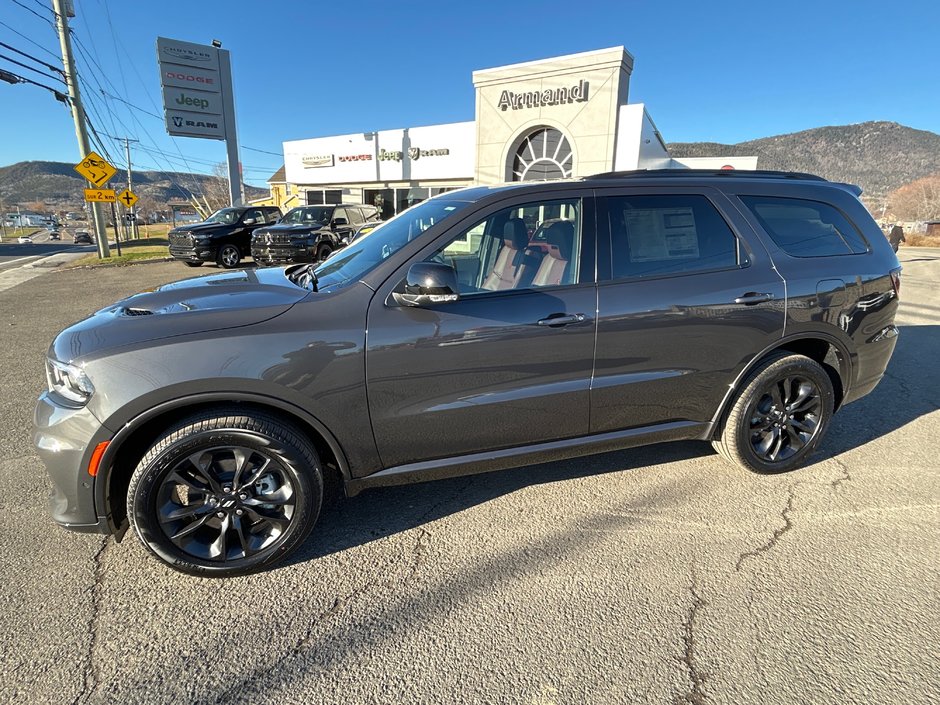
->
<box><xmin>512</xmin><ymin>127</ymin><xmax>573</xmax><ymax>181</ymax></box>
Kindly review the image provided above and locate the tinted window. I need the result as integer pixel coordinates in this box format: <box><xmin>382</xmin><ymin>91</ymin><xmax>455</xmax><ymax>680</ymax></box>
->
<box><xmin>346</xmin><ymin>208</ymin><xmax>363</xmax><ymax>225</ymax></box>
<box><xmin>333</xmin><ymin>208</ymin><xmax>348</xmax><ymax>224</ymax></box>
<box><xmin>264</xmin><ymin>209</ymin><xmax>280</xmax><ymax>223</ymax></box>
<box><xmin>427</xmin><ymin>198</ymin><xmax>582</xmax><ymax>294</ymax></box>
<box><xmin>739</xmin><ymin>196</ymin><xmax>869</xmax><ymax>257</ymax></box>
<box><xmin>606</xmin><ymin>194</ymin><xmax>741</xmax><ymax>279</ymax></box>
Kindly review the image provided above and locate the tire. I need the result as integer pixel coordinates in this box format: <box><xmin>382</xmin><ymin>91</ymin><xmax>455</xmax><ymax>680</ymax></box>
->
<box><xmin>713</xmin><ymin>352</ymin><xmax>835</xmax><ymax>473</ymax></box>
<box><xmin>316</xmin><ymin>244</ymin><xmax>332</xmax><ymax>262</ymax></box>
<box><xmin>217</xmin><ymin>244</ymin><xmax>241</xmax><ymax>269</ymax></box>
<box><xmin>183</xmin><ymin>261</ymin><xmax>204</xmax><ymax>268</ymax></box>
<box><xmin>127</xmin><ymin>408</ymin><xmax>323</xmax><ymax>577</ymax></box>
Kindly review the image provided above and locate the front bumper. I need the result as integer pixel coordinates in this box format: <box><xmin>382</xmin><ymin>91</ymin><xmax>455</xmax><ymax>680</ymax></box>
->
<box><xmin>169</xmin><ymin>243</ymin><xmax>218</xmax><ymax>263</ymax></box>
<box><xmin>33</xmin><ymin>392</ymin><xmax>111</xmax><ymax>533</ymax></box>
<box><xmin>251</xmin><ymin>245</ymin><xmax>314</xmax><ymax>266</ymax></box>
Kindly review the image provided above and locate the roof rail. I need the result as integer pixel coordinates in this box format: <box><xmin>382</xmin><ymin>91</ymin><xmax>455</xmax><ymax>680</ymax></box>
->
<box><xmin>583</xmin><ymin>169</ymin><xmax>828</xmax><ymax>182</ymax></box>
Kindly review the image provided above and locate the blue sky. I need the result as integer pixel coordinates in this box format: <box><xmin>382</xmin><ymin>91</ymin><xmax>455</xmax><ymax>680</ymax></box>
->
<box><xmin>0</xmin><ymin>0</ymin><xmax>937</xmax><ymax>186</ymax></box>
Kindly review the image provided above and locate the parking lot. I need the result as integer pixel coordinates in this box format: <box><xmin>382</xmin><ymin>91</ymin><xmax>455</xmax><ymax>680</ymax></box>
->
<box><xmin>0</xmin><ymin>250</ymin><xmax>937</xmax><ymax>704</ymax></box>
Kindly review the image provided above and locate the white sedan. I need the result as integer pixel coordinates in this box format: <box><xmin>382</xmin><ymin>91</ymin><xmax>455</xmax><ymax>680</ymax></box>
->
<box><xmin>17</xmin><ymin>235</ymin><xmax>32</xmax><ymax>244</ymax></box>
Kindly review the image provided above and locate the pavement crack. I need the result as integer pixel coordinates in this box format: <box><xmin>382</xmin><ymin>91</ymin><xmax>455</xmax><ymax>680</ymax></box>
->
<box><xmin>830</xmin><ymin>456</ymin><xmax>852</xmax><ymax>490</ymax></box>
<box><xmin>675</xmin><ymin>571</ymin><xmax>707</xmax><ymax>705</ymax></box>
<box><xmin>735</xmin><ymin>486</ymin><xmax>796</xmax><ymax>572</ymax></box>
<box><xmin>291</xmin><ymin>528</ymin><xmax>432</xmax><ymax>653</ymax></box>
<box><xmin>70</xmin><ymin>536</ymin><xmax>109</xmax><ymax>705</ymax></box>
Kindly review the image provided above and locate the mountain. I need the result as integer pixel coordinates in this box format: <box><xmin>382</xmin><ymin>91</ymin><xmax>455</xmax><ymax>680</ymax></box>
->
<box><xmin>668</xmin><ymin>121</ymin><xmax>940</xmax><ymax>205</ymax></box>
<box><xmin>0</xmin><ymin>161</ymin><xmax>267</xmax><ymax>209</ymax></box>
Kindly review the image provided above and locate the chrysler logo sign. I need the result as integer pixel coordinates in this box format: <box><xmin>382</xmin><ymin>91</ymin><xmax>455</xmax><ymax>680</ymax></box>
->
<box><xmin>302</xmin><ymin>154</ymin><xmax>334</xmax><ymax>168</ymax></box>
<box><xmin>497</xmin><ymin>79</ymin><xmax>590</xmax><ymax>111</ymax></box>
<box><xmin>162</xmin><ymin>45</ymin><xmax>213</xmax><ymax>63</ymax></box>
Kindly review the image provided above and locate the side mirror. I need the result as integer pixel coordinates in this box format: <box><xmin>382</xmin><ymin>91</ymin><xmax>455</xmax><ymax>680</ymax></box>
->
<box><xmin>332</xmin><ymin>217</ymin><xmax>348</xmax><ymax>227</ymax></box>
<box><xmin>392</xmin><ymin>262</ymin><xmax>460</xmax><ymax>307</ymax></box>
<box><xmin>243</xmin><ymin>217</ymin><xmax>258</xmax><ymax>225</ymax></box>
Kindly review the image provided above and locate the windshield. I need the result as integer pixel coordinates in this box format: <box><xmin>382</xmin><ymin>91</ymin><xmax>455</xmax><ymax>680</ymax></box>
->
<box><xmin>280</xmin><ymin>206</ymin><xmax>333</xmax><ymax>225</ymax></box>
<box><xmin>308</xmin><ymin>198</ymin><xmax>471</xmax><ymax>290</ymax></box>
<box><xmin>203</xmin><ymin>208</ymin><xmax>242</xmax><ymax>225</ymax></box>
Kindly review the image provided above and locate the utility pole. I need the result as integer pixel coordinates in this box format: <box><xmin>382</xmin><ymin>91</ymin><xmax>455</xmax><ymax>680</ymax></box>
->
<box><xmin>53</xmin><ymin>0</ymin><xmax>109</xmax><ymax>257</ymax></box>
<box><xmin>122</xmin><ymin>137</ymin><xmax>140</xmax><ymax>239</ymax></box>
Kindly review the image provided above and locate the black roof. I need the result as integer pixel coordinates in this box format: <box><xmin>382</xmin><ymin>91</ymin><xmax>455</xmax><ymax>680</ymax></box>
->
<box><xmin>583</xmin><ymin>169</ymin><xmax>828</xmax><ymax>182</ymax></box>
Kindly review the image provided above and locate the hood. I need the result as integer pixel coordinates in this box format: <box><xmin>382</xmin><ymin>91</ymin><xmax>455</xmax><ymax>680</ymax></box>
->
<box><xmin>50</xmin><ymin>267</ymin><xmax>310</xmax><ymax>363</ymax></box>
<box><xmin>171</xmin><ymin>222</ymin><xmax>229</xmax><ymax>234</ymax></box>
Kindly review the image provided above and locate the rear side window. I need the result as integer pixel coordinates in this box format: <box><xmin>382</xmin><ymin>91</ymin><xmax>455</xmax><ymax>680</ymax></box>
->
<box><xmin>606</xmin><ymin>194</ymin><xmax>742</xmax><ymax>279</ymax></box>
<box><xmin>739</xmin><ymin>196</ymin><xmax>869</xmax><ymax>257</ymax></box>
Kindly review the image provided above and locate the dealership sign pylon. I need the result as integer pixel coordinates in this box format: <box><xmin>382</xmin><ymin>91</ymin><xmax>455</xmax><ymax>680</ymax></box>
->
<box><xmin>156</xmin><ymin>36</ymin><xmax>244</xmax><ymax>206</ymax></box>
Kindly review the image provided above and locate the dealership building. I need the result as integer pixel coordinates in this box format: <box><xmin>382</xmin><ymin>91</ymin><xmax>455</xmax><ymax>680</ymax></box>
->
<box><xmin>276</xmin><ymin>47</ymin><xmax>756</xmax><ymax>219</ymax></box>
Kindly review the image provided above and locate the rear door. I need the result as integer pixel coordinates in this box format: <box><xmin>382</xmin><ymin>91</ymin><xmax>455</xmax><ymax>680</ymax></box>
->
<box><xmin>365</xmin><ymin>189</ymin><xmax>598</xmax><ymax>468</ymax></box>
<box><xmin>592</xmin><ymin>187</ymin><xmax>785</xmax><ymax>433</ymax></box>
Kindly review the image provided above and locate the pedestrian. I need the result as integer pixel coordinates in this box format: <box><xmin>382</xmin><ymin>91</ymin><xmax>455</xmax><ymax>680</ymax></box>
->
<box><xmin>888</xmin><ymin>224</ymin><xmax>905</xmax><ymax>252</ymax></box>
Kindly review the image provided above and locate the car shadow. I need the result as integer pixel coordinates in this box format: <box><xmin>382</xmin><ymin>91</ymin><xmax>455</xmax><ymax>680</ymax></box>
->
<box><xmin>286</xmin><ymin>440</ymin><xmax>707</xmax><ymax>567</ymax></box>
<box><xmin>284</xmin><ymin>323</ymin><xmax>938</xmax><ymax>569</ymax></box>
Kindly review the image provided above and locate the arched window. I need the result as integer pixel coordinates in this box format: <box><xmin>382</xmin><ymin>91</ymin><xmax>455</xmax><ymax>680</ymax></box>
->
<box><xmin>511</xmin><ymin>127</ymin><xmax>573</xmax><ymax>181</ymax></box>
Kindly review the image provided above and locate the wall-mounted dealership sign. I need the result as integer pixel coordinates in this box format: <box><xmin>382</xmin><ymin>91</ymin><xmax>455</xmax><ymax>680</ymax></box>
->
<box><xmin>301</xmin><ymin>154</ymin><xmax>334</xmax><ymax>168</ymax></box>
<box><xmin>284</xmin><ymin>123</ymin><xmax>475</xmax><ymax>185</ymax></box>
<box><xmin>497</xmin><ymin>79</ymin><xmax>589</xmax><ymax>111</ymax></box>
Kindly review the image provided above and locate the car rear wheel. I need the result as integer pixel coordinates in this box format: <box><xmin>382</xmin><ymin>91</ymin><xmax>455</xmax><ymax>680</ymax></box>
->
<box><xmin>127</xmin><ymin>408</ymin><xmax>323</xmax><ymax>577</ymax></box>
<box><xmin>713</xmin><ymin>352</ymin><xmax>835</xmax><ymax>473</ymax></box>
<box><xmin>217</xmin><ymin>244</ymin><xmax>241</xmax><ymax>269</ymax></box>
<box><xmin>183</xmin><ymin>261</ymin><xmax>204</xmax><ymax>268</ymax></box>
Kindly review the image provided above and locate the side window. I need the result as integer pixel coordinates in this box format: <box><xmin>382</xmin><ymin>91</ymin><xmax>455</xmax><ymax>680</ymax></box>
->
<box><xmin>739</xmin><ymin>195</ymin><xmax>869</xmax><ymax>257</ymax></box>
<box><xmin>333</xmin><ymin>208</ymin><xmax>348</xmax><ymax>224</ymax></box>
<box><xmin>346</xmin><ymin>207</ymin><xmax>363</xmax><ymax>225</ymax></box>
<box><xmin>265</xmin><ymin>209</ymin><xmax>280</xmax><ymax>223</ymax></box>
<box><xmin>243</xmin><ymin>209</ymin><xmax>264</xmax><ymax>224</ymax></box>
<box><xmin>607</xmin><ymin>194</ymin><xmax>741</xmax><ymax>279</ymax></box>
<box><xmin>427</xmin><ymin>198</ymin><xmax>581</xmax><ymax>294</ymax></box>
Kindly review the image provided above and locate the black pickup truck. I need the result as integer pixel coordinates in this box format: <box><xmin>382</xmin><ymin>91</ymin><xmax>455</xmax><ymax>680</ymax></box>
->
<box><xmin>250</xmin><ymin>204</ymin><xmax>381</xmax><ymax>266</ymax></box>
<box><xmin>168</xmin><ymin>206</ymin><xmax>282</xmax><ymax>268</ymax></box>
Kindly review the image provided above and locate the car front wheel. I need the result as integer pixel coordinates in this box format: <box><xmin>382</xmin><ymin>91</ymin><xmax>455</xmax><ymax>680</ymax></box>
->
<box><xmin>217</xmin><ymin>244</ymin><xmax>241</xmax><ymax>268</ymax></box>
<box><xmin>713</xmin><ymin>352</ymin><xmax>835</xmax><ymax>473</ymax></box>
<box><xmin>127</xmin><ymin>408</ymin><xmax>323</xmax><ymax>576</ymax></box>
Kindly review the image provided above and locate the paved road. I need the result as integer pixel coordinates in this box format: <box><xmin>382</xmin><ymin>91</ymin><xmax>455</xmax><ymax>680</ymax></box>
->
<box><xmin>0</xmin><ymin>250</ymin><xmax>937</xmax><ymax>705</ymax></box>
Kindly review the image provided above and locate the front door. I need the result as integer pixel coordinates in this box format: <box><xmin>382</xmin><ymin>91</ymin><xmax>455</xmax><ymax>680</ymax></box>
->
<box><xmin>366</xmin><ymin>192</ymin><xmax>597</xmax><ymax>469</ymax></box>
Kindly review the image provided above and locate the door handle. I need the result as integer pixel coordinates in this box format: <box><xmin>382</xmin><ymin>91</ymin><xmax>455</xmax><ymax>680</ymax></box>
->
<box><xmin>734</xmin><ymin>292</ymin><xmax>774</xmax><ymax>305</ymax></box>
<box><xmin>537</xmin><ymin>313</ymin><xmax>586</xmax><ymax>327</ymax></box>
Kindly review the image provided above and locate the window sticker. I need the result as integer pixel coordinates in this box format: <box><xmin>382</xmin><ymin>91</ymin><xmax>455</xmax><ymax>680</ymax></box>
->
<box><xmin>624</xmin><ymin>207</ymin><xmax>699</xmax><ymax>262</ymax></box>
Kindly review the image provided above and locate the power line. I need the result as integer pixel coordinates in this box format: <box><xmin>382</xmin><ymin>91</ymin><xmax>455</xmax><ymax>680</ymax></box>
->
<box><xmin>0</xmin><ymin>51</ymin><xmax>64</xmax><ymax>82</ymax></box>
<box><xmin>0</xmin><ymin>40</ymin><xmax>64</xmax><ymax>75</ymax></box>
<box><xmin>0</xmin><ymin>66</ymin><xmax>68</xmax><ymax>102</ymax></box>
<box><xmin>241</xmin><ymin>145</ymin><xmax>283</xmax><ymax>157</ymax></box>
<box><xmin>9</xmin><ymin>0</ymin><xmax>55</xmax><ymax>26</ymax></box>
<box><xmin>0</xmin><ymin>19</ymin><xmax>59</xmax><ymax>59</ymax></box>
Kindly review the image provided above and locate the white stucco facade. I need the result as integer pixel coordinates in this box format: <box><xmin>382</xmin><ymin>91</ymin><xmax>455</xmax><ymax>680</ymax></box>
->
<box><xmin>280</xmin><ymin>47</ymin><xmax>755</xmax><ymax>214</ymax></box>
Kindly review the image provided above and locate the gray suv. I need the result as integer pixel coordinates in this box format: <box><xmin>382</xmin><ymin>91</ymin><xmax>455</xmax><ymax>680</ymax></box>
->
<box><xmin>33</xmin><ymin>170</ymin><xmax>901</xmax><ymax>576</ymax></box>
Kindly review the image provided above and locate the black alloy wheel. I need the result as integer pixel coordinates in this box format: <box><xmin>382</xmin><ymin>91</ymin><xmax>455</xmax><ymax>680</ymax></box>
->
<box><xmin>128</xmin><ymin>408</ymin><xmax>322</xmax><ymax>576</ymax></box>
<box><xmin>316</xmin><ymin>244</ymin><xmax>332</xmax><ymax>262</ymax></box>
<box><xmin>714</xmin><ymin>352</ymin><xmax>835</xmax><ymax>473</ymax></box>
<box><xmin>218</xmin><ymin>244</ymin><xmax>241</xmax><ymax>269</ymax></box>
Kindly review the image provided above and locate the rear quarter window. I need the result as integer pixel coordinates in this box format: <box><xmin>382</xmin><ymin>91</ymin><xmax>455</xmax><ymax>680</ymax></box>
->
<box><xmin>739</xmin><ymin>195</ymin><xmax>869</xmax><ymax>257</ymax></box>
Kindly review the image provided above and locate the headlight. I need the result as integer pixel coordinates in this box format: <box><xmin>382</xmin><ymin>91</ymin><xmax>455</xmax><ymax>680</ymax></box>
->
<box><xmin>45</xmin><ymin>358</ymin><xmax>95</xmax><ymax>405</ymax></box>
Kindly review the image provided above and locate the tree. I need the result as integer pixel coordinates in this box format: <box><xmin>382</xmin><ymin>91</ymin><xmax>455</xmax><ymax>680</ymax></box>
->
<box><xmin>887</xmin><ymin>172</ymin><xmax>940</xmax><ymax>222</ymax></box>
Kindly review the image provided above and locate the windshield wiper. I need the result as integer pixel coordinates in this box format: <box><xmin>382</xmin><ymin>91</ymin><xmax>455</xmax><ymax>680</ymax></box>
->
<box><xmin>287</xmin><ymin>262</ymin><xmax>319</xmax><ymax>291</ymax></box>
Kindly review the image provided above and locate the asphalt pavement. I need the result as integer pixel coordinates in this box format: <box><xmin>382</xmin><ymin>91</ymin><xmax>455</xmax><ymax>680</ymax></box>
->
<box><xmin>0</xmin><ymin>249</ymin><xmax>937</xmax><ymax>705</ymax></box>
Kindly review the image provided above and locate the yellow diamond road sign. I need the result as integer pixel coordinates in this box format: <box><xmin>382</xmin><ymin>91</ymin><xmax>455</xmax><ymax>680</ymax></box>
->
<box><xmin>118</xmin><ymin>189</ymin><xmax>139</xmax><ymax>208</ymax></box>
<box><xmin>74</xmin><ymin>151</ymin><xmax>117</xmax><ymax>187</ymax></box>
<box><xmin>84</xmin><ymin>188</ymin><xmax>116</xmax><ymax>203</ymax></box>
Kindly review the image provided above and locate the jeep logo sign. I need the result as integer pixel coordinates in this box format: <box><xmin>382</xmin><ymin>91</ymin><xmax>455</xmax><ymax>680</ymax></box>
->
<box><xmin>161</xmin><ymin>85</ymin><xmax>223</xmax><ymax>116</ymax></box>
